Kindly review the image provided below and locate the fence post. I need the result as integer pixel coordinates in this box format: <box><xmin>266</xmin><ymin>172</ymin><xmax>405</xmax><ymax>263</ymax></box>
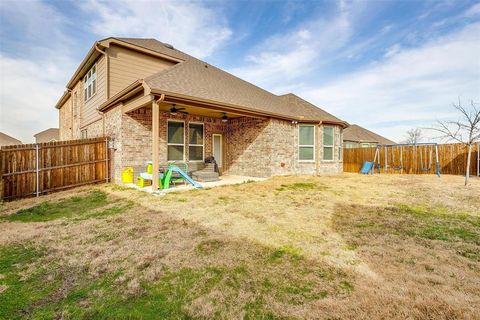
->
<box><xmin>105</xmin><ymin>138</ymin><xmax>109</xmax><ymax>183</ymax></box>
<box><xmin>35</xmin><ymin>144</ymin><xmax>39</xmax><ymax>197</ymax></box>
<box><xmin>475</xmin><ymin>142</ymin><xmax>478</xmax><ymax>176</ymax></box>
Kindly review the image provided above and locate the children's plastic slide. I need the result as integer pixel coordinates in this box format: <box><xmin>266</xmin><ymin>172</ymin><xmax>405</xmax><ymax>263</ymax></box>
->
<box><xmin>359</xmin><ymin>161</ymin><xmax>374</xmax><ymax>174</ymax></box>
<box><xmin>162</xmin><ymin>165</ymin><xmax>202</xmax><ymax>189</ymax></box>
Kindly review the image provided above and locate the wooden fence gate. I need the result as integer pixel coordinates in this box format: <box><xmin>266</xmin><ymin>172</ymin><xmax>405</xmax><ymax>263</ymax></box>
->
<box><xmin>0</xmin><ymin>137</ymin><xmax>111</xmax><ymax>201</ymax></box>
<box><xmin>343</xmin><ymin>143</ymin><xmax>479</xmax><ymax>176</ymax></box>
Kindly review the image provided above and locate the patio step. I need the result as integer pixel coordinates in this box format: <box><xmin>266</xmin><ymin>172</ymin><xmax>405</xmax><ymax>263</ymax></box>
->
<box><xmin>192</xmin><ymin>171</ymin><xmax>219</xmax><ymax>182</ymax></box>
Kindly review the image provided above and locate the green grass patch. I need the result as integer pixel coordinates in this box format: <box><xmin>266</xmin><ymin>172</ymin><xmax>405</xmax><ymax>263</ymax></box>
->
<box><xmin>276</xmin><ymin>182</ymin><xmax>320</xmax><ymax>192</ymax></box>
<box><xmin>269</xmin><ymin>245</ymin><xmax>303</xmax><ymax>262</ymax></box>
<box><xmin>2</xmin><ymin>191</ymin><xmax>132</xmax><ymax>222</ymax></box>
<box><xmin>333</xmin><ymin>203</ymin><xmax>480</xmax><ymax>260</ymax></box>
<box><xmin>0</xmin><ymin>244</ymin><xmax>60</xmax><ymax>319</ymax></box>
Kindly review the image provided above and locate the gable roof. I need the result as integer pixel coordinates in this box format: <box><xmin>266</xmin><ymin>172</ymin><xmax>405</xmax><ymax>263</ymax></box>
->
<box><xmin>139</xmin><ymin>43</ymin><xmax>346</xmax><ymax>124</ymax></box>
<box><xmin>0</xmin><ymin>132</ymin><xmax>22</xmax><ymax>147</ymax></box>
<box><xmin>63</xmin><ymin>37</ymin><xmax>347</xmax><ymax>125</ymax></box>
<box><xmin>343</xmin><ymin>124</ymin><xmax>395</xmax><ymax>144</ymax></box>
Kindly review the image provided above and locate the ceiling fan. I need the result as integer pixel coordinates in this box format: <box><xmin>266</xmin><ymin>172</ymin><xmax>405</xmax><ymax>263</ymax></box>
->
<box><xmin>170</xmin><ymin>104</ymin><xmax>188</xmax><ymax>115</ymax></box>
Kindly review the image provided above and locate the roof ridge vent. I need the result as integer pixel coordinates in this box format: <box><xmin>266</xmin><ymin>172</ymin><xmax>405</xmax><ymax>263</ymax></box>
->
<box><xmin>163</xmin><ymin>43</ymin><xmax>174</xmax><ymax>49</ymax></box>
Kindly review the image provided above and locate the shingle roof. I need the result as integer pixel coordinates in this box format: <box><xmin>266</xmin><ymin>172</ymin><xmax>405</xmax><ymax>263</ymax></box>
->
<box><xmin>113</xmin><ymin>38</ymin><xmax>192</xmax><ymax>61</ymax></box>
<box><xmin>128</xmin><ymin>41</ymin><xmax>347</xmax><ymax>124</ymax></box>
<box><xmin>277</xmin><ymin>93</ymin><xmax>346</xmax><ymax>124</ymax></box>
<box><xmin>343</xmin><ymin>124</ymin><xmax>395</xmax><ymax>144</ymax></box>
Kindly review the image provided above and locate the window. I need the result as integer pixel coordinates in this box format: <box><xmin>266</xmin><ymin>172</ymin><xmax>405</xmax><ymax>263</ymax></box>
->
<box><xmin>83</xmin><ymin>65</ymin><xmax>96</xmax><ymax>102</ymax></box>
<box><xmin>360</xmin><ymin>143</ymin><xmax>370</xmax><ymax>148</ymax></box>
<box><xmin>81</xmin><ymin>129</ymin><xmax>87</xmax><ymax>139</ymax></box>
<box><xmin>167</xmin><ymin>121</ymin><xmax>184</xmax><ymax>161</ymax></box>
<box><xmin>188</xmin><ymin>123</ymin><xmax>204</xmax><ymax>161</ymax></box>
<box><xmin>299</xmin><ymin>125</ymin><xmax>315</xmax><ymax>161</ymax></box>
<box><xmin>323</xmin><ymin>126</ymin><xmax>334</xmax><ymax>160</ymax></box>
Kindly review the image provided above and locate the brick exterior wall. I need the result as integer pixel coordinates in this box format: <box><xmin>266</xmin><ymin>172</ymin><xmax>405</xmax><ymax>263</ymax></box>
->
<box><xmin>101</xmin><ymin>107</ymin><xmax>343</xmax><ymax>182</ymax></box>
<box><xmin>59</xmin><ymin>97</ymin><xmax>72</xmax><ymax>140</ymax></box>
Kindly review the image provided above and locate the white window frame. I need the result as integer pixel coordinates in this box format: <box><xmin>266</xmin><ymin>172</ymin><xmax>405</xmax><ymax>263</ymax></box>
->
<box><xmin>323</xmin><ymin>126</ymin><xmax>334</xmax><ymax>161</ymax></box>
<box><xmin>298</xmin><ymin>124</ymin><xmax>316</xmax><ymax>162</ymax></box>
<box><xmin>167</xmin><ymin>120</ymin><xmax>185</xmax><ymax>162</ymax></box>
<box><xmin>83</xmin><ymin>64</ymin><xmax>97</xmax><ymax>103</ymax></box>
<box><xmin>188</xmin><ymin>122</ymin><xmax>205</xmax><ymax>162</ymax></box>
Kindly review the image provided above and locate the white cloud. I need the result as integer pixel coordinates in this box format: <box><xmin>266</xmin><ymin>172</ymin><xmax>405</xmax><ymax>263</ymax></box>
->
<box><xmin>0</xmin><ymin>55</ymin><xmax>71</xmax><ymax>143</ymax></box>
<box><xmin>0</xmin><ymin>0</ymin><xmax>231</xmax><ymax>143</ymax></box>
<box><xmin>229</xmin><ymin>1</ymin><xmax>364</xmax><ymax>89</ymax></box>
<box><xmin>0</xmin><ymin>0</ymin><xmax>75</xmax><ymax>143</ymax></box>
<box><xmin>301</xmin><ymin>23</ymin><xmax>480</xmax><ymax>142</ymax></box>
<box><xmin>81</xmin><ymin>0</ymin><xmax>232</xmax><ymax>59</ymax></box>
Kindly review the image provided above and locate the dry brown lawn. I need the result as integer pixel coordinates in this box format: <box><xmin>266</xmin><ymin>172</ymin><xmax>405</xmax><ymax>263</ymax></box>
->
<box><xmin>0</xmin><ymin>173</ymin><xmax>479</xmax><ymax>319</ymax></box>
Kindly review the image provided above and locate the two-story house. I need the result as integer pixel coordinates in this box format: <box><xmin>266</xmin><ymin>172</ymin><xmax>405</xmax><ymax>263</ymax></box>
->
<box><xmin>56</xmin><ymin>37</ymin><xmax>348</xmax><ymax>184</ymax></box>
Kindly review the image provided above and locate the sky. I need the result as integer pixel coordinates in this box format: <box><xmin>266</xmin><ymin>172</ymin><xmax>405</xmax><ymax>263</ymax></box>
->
<box><xmin>0</xmin><ymin>0</ymin><xmax>479</xmax><ymax>143</ymax></box>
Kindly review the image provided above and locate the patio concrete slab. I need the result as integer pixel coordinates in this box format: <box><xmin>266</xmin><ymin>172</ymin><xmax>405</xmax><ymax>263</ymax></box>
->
<box><xmin>124</xmin><ymin>175</ymin><xmax>266</xmax><ymax>195</ymax></box>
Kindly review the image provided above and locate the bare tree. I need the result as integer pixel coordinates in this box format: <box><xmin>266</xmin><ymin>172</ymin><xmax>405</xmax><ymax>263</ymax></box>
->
<box><xmin>429</xmin><ymin>99</ymin><xmax>480</xmax><ymax>185</ymax></box>
<box><xmin>403</xmin><ymin>128</ymin><xmax>423</xmax><ymax>144</ymax></box>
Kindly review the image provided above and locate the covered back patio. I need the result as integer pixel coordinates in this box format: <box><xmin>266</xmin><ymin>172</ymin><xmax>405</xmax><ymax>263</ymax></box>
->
<box><xmin>112</xmin><ymin>91</ymin><xmax>279</xmax><ymax>191</ymax></box>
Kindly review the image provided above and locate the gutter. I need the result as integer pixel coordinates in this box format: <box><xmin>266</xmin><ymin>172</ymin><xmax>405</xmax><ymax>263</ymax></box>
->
<box><xmin>97</xmin><ymin>80</ymin><xmax>144</xmax><ymax>112</ymax></box>
<box><xmin>54</xmin><ymin>90</ymin><xmax>72</xmax><ymax>109</ymax></box>
<box><xmin>98</xmin><ymin>83</ymin><xmax>349</xmax><ymax>127</ymax></box>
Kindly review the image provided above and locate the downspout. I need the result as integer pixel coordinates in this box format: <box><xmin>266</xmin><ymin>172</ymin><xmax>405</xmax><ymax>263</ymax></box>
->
<box><xmin>316</xmin><ymin>121</ymin><xmax>321</xmax><ymax>175</ymax></box>
<box><xmin>94</xmin><ymin>42</ymin><xmax>108</xmax><ymax>137</ymax></box>
<box><xmin>67</xmin><ymin>88</ymin><xmax>73</xmax><ymax>139</ymax></box>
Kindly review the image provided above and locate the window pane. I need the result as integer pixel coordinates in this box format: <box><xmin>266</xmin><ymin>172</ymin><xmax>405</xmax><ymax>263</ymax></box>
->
<box><xmin>168</xmin><ymin>145</ymin><xmax>184</xmax><ymax>161</ymax></box>
<box><xmin>189</xmin><ymin>123</ymin><xmax>203</xmax><ymax>145</ymax></box>
<box><xmin>299</xmin><ymin>125</ymin><xmax>314</xmax><ymax>145</ymax></box>
<box><xmin>189</xmin><ymin>146</ymin><xmax>203</xmax><ymax>161</ymax></box>
<box><xmin>88</xmin><ymin>85</ymin><xmax>91</xmax><ymax>99</ymax></box>
<box><xmin>168</xmin><ymin>122</ymin><xmax>184</xmax><ymax>144</ymax></box>
<box><xmin>324</xmin><ymin>147</ymin><xmax>333</xmax><ymax>160</ymax></box>
<box><xmin>92</xmin><ymin>79</ymin><xmax>96</xmax><ymax>95</ymax></box>
<box><xmin>323</xmin><ymin>127</ymin><xmax>333</xmax><ymax>146</ymax></box>
<box><xmin>299</xmin><ymin>147</ymin><xmax>314</xmax><ymax>160</ymax></box>
<box><xmin>84</xmin><ymin>88</ymin><xmax>87</xmax><ymax>101</ymax></box>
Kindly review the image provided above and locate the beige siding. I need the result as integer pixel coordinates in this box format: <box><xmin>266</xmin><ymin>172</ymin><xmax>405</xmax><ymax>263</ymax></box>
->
<box><xmin>81</xmin><ymin>55</ymin><xmax>106</xmax><ymax>128</ymax></box>
<box><xmin>108</xmin><ymin>44</ymin><xmax>175</xmax><ymax>96</ymax></box>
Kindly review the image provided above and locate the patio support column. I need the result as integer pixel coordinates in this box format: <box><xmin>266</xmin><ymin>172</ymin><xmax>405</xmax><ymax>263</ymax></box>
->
<box><xmin>152</xmin><ymin>95</ymin><xmax>164</xmax><ymax>191</ymax></box>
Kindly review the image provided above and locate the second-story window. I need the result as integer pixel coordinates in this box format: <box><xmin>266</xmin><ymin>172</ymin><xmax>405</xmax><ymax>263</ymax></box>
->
<box><xmin>83</xmin><ymin>65</ymin><xmax>96</xmax><ymax>102</ymax></box>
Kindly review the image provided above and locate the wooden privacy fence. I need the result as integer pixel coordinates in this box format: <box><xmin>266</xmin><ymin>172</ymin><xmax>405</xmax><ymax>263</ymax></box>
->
<box><xmin>0</xmin><ymin>137</ymin><xmax>111</xmax><ymax>201</ymax></box>
<box><xmin>343</xmin><ymin>143</ymin><xmax>479</xmax><ymax>176</ymax></box>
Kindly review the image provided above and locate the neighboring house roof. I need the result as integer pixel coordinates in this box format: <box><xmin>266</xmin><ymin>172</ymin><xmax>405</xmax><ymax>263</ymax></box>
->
<box><xmin>343</xmin><ymin>124</ymin><xmax>395</xmax><ymax>144</ymax></box>
<box><xmin>0</xmin><ymin>132</ymin><xmax>22</xmax><ymax>147</ymax></box>
<box><xmin>34</xmin><ymin>128</ymin><xmax>59</xmax><ymax>143</ymax></box>
<box><xmin>97</xmin><ymin>38</ymin><xmax>347</xmax><ymax>125</ymax></box>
